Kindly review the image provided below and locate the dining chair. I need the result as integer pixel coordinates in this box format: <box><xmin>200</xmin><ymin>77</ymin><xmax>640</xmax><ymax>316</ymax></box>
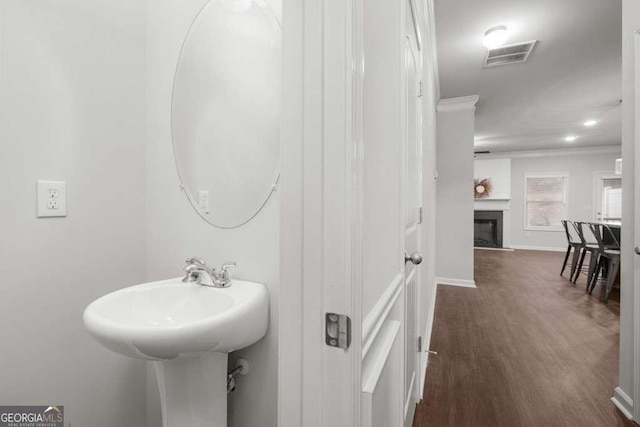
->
<box><xmin>572</xmin><ymin>221</ymin><xmax>601</xmax><ymax>286</ymax></box>
<box><xmin>560</xmin><ymin>220</ymin><xmax>584</xmax><ymax>280</ymax></box>
<box><xmin>586</xmin><ymin>222</ymin><xmax>621</xmax><ymax>302</ymax></box>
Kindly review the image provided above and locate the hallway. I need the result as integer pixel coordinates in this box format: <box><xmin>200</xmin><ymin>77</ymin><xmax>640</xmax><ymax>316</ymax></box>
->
<box><xmin>414</xmin><ymin>249</ymin><xmax>634</xmax><ymax>427</ymax></box>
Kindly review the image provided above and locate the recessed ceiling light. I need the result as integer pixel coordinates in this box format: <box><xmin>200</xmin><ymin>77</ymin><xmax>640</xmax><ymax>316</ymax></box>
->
<box><xmin>565</xmin><ymin>135</ymin><xmax>578</xmax><ymax>142</ymax></box>
<box><xmin>583</xmin><ymin>120</ymin><xmax>598</xmax><ymax>127</ymax></box>
<box><xmin>483</xmin><ymin>25</ymin><xmax>509</xmax><ymax>49</ymax></box>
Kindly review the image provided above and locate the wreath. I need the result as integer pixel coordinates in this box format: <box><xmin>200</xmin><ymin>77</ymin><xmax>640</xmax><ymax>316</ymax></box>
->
<box><xmin>474</xmin><ymin>178</ymin><xmax>492</xmax><ymax>199</ymax></box>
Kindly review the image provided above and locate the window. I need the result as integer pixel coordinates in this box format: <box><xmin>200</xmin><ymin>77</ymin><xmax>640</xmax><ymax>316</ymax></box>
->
<box><xmin>524</xmin><ymin>173</ymin><xmax>568</xmax><ymax>231</ymax></box>
<box><xmin>600</xmin><ymin>177</ymin><xmax>622</xmax><ymax>222</ymax></box>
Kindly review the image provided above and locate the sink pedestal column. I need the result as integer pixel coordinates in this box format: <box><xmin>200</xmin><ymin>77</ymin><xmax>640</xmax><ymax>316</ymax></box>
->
<box><xmin>154</xmin><ymin>352</ymin><xmax>228</xmax><ymax>427</ymax></box>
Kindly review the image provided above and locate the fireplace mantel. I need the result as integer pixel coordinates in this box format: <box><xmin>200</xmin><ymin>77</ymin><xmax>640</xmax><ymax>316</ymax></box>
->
<box><xmin>474</xmin><ymin>197</ymin><xmax>511</xmax><ymax>212</ymax></box>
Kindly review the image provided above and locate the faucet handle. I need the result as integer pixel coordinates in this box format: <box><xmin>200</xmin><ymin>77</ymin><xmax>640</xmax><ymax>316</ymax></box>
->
<box><xmin>184</xmin><ymin>263</ymin><xmax>195</xmax><ymax>272</ymax></box>
<box><xmin>186</xmin><ymin>256</ymin><xmax>207</xmax><ymax>266</ymax></box>
<box><xmin>182</xmin><ymin>263</ymin><xmax>199</xmax><ymax>282</ymax></box>
<box><xmin>220</xmin><ymin>261</ymin><xmax>236</xmax><ymax>272</ymax></box>
<box><xmin>217</xmin><ymin>262</ymin><xmax>236</xmax><ymax>286</ymax></box>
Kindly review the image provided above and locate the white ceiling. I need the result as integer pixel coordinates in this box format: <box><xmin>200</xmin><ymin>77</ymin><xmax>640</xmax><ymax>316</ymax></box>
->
<box><xmin>434</xmin><ymin>0</ymin><xmax>622</xmax><ymax>152</ymax></box>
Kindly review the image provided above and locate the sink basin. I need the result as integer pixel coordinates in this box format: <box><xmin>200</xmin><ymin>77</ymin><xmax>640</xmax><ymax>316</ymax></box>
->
<box><xmin>83</xmin><ymin>278</ymin><xmax>269</xmax><ymax>360</ymax></box>
<box><xmin>84</xmin><ymin>275</ymin><xmax>269</xmax><ymax>427</ymax></box>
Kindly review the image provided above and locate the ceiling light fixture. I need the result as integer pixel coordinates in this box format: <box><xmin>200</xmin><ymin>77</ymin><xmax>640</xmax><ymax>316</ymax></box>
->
<box><xmin>564</xmin><ymin>135</ymin><xmax>578</xmax><ymax>142</ymax></box>
<box><xmin>583</xmin><ymin>120</ymin><xmax>598</xmax><ymax>127</ymax></box>
<box><xmin>483</xmin><ymin>25</ymin><xmax>509</xmax><ymax>49</ymax></box>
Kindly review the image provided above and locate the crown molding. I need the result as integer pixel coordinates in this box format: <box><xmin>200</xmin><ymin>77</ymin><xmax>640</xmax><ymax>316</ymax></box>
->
<box><xmin>437</xmin><ymin>95</ymin><xmax>479</xmax><ymax>112</ymax></box>
<box><xmin>474</xmin><ymin>145</ymin><xmax>622</xmax><ymax>159</ymax></box>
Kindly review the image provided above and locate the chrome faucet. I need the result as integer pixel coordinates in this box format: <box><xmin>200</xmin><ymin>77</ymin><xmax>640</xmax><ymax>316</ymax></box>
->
<box><xmin>182</xmin><ymin>257</ymin><xmax>236</xmax><ymax>288</ymax></box>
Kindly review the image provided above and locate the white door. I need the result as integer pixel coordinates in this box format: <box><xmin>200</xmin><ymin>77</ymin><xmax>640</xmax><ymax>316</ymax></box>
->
<box><xmin>360</xmin><ymin>0</ymin><xmax>423</xmax><ymax>426</ymax></box>
<box><xmin>359</xmin><ymin>0</ymin><xmax>406</xmax><ymax>423</ymax></box>
<box><xmin>278</xmin><ymin>0</ymin><xmax>425</xmax><ymax>425</ymax></box>
<box><xmin>594</xmin><ymin>173</ymin><xmax>622</xmax><ymax>222</ymax></box>
<box><xmin>403</xmin><ymin>13</ymin><xmax>423</xmax><ymax>427</ymax></box>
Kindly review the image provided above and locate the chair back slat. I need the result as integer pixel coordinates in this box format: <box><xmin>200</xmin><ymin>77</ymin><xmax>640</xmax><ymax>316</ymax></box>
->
<box><xmin>587</xmin><ymin>223</ymin><xmax>606</xmax><ymax>252</ymax></box>
<box><xmin>569</xmin><ymin>222</ymin><xmax>583</xmax><ymax>245</ymax></box>
<box><xmin>575</xmin><ymin>222</ymin><xmax>595</xmax><ymax>246</ymax></box>
<box><xmin>561</xmin><ymin>220</ymin><xmax>581</xmax><ymax>245</ymax></box>
<box><xmin>602</xmin><ymin>224</ymin><xmax>621</xmax><ymax>250</ymax></box>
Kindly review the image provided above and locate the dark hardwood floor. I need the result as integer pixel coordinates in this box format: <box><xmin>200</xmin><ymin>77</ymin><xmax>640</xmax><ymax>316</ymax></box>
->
<box><xmin>414</xmin><ymin>249</ymin><xmax>635</xmax><ymax>427</ymax></box>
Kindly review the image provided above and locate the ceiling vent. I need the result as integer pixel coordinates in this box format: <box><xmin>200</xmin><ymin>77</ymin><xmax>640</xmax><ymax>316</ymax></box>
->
<box><xmin>483</xmin><ymin>40</ymin><xmax>537</xmax><ymax>68</ymax></box>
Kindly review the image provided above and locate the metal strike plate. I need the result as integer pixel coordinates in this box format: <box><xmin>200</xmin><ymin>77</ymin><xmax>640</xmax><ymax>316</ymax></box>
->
<box><xmin>325</xmin><ymin>313</ymin><xmax>352</xmax><ymax>349</ymax></box>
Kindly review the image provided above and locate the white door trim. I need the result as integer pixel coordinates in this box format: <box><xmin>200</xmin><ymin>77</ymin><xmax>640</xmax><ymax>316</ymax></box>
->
<box><xmin>631</xmin><ymin>28</ymin><xmax>640</xmax><ymax>423</ymax></box>
<box><xmin>613</xmin><ymin>387</ymin><xmax>634</xmax><ymax>419</ymax></box>
<box><xmin>277</xmin><ymin>0</ymin><xmax>305</xmax><ymax>423</ymax></box>
<box><xmin>363</xmin><ymin>274</ymin><xmax>404</xmax><ymax>359</ymax></box>
<box><xmin>419</xmin><ymin>279</ymin><xmax>438</xmax><ymax>399</ymax></box>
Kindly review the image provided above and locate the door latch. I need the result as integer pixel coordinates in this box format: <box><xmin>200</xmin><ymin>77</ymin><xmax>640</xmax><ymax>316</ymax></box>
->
<box><xmin>326</xmin><ymin>313</ymin><xmax>352</xmax><ymax>349</ymax></box>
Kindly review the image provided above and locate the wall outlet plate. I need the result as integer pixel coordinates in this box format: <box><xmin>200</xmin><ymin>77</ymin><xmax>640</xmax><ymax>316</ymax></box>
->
<box><xmin>37</xmin><ymin>180</ymin><xmax>67</xmax><ymax>218</ymax></box>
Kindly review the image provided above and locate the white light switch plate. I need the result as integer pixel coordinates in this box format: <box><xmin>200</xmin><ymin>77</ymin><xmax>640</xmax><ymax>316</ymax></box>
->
<box><xmin>37</xmin><ymin>180</ymin><xmax>67</xmax><ymax>218</ymax></box>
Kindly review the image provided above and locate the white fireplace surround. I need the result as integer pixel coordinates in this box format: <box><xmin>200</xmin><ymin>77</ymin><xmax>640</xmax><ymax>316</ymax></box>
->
<box><xmin>474</xmin><ymin>158</ymin><xmax>512</xmax><ymax>248</ymax></box>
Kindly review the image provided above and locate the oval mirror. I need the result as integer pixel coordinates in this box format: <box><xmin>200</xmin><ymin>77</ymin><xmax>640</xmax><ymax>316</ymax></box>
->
<box><xmin>172</xmin><ymin>0</ymin><xmax>281</xmax><ymax>228</ymax></box>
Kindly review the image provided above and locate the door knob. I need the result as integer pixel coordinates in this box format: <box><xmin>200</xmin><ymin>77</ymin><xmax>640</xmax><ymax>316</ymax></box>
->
<box><xmin>635</xmin><ymin>246</ymin><xmax>640</xmax><ymax>255</ymax></box>
<box><xmin>405</xmin><ymin>251</ymin><xmax>423</xmax><ymax>265</ymax></box>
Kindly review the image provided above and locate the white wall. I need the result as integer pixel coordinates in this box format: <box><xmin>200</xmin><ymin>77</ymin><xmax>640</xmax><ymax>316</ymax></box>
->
<box><xmin>0</xmin><ymin>1</ymin><xmax>148</xmax><ymax>426</ymax></box>
<box><xmin>436</xmin><ymin>101</ymin><xmax>476</xmax><ymax>285</ymax></box>
<box><xmin>145</xmin><ymin>1</ymin><xmax>281</xmax><ymax>426</ymax></box>
<box><xmin>474</xmin><ymin>159</ymin><xmax>511</xmax><ymax>199</ymax></box>
<box><xmin>618</xmin><ymin>0</ymin><xmax>639</xmax><ymax>416</ymax></box>
<box><xmin>508</xmin><ymin>150</ymin><xmax>621</xmax><ymax>250</ymax></box>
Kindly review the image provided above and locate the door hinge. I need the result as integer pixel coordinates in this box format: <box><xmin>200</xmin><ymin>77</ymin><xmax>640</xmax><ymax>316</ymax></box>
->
<box><xmin>418</xmin><ymin>207</ymin><xmax>424</xmax><ymax>224</ymax></box>
<box><xmin>417</xmin><ymin>336</ymin><xmax>423</xmax><ymax>352</ymax></box>
<box><xmin>418</xmin><ymin>80</ymin><xmax>424</xmax><ymax>97</ymax></box>
<box><xmin>326</xmin><ymin>313</ymin><xmax>352</xmax><ymax>349</ymax></box>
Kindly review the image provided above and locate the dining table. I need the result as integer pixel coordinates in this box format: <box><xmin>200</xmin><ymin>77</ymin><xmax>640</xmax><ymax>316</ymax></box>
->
<box><xmin>600</xmin><ymin>221</ymin><xmax>621</xmax><ymax>246</ymax></box>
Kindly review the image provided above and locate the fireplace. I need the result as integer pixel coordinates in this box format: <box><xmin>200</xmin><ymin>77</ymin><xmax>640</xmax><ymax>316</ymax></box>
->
<box><xmin>474</xmin><ymin>210</ymin><xmax>503</xmax><ymax>248</ymax></box>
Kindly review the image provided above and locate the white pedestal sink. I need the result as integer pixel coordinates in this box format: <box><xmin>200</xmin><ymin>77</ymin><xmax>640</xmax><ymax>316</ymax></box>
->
<box><xmin>83</xmin><ymin>278</ymin><xmax>269</xmax><ymax>427</ymax></box>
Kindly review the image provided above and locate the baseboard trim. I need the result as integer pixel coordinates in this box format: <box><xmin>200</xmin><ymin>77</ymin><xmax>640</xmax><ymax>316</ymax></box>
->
<box><xmin>474</xmin><ymin>247</ymin><xmax>515</xmax><ymax>252</ymax></box>
<box><xmin>436</xmin><ymin>277</ymin><xmax>477</xmax><ymax>288</ymax></box>
<box><xmin>419</xmin><ymin>282</ymin><xmax>438</xmax><ymax>400</ymax></box>
<box><xmin>611</xmin><ymin>387</ymin><xmax>634</xmax><ymax>420</ymax></box>
<box><xmin>510</xmin><ymin>245</ymin><xmax>566</xmax><ymax>253</ymax></box>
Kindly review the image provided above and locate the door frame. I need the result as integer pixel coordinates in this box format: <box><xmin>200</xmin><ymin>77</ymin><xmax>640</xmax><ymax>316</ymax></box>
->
<box><xmin>633</xmin><ymin>29</ymin><xmax>640</xmax><ymax>423</ymax></box>
<box><xmin>277</xmin><ymin>0</ymin><xmax>363</xmax><ymax>424</ymax></box>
